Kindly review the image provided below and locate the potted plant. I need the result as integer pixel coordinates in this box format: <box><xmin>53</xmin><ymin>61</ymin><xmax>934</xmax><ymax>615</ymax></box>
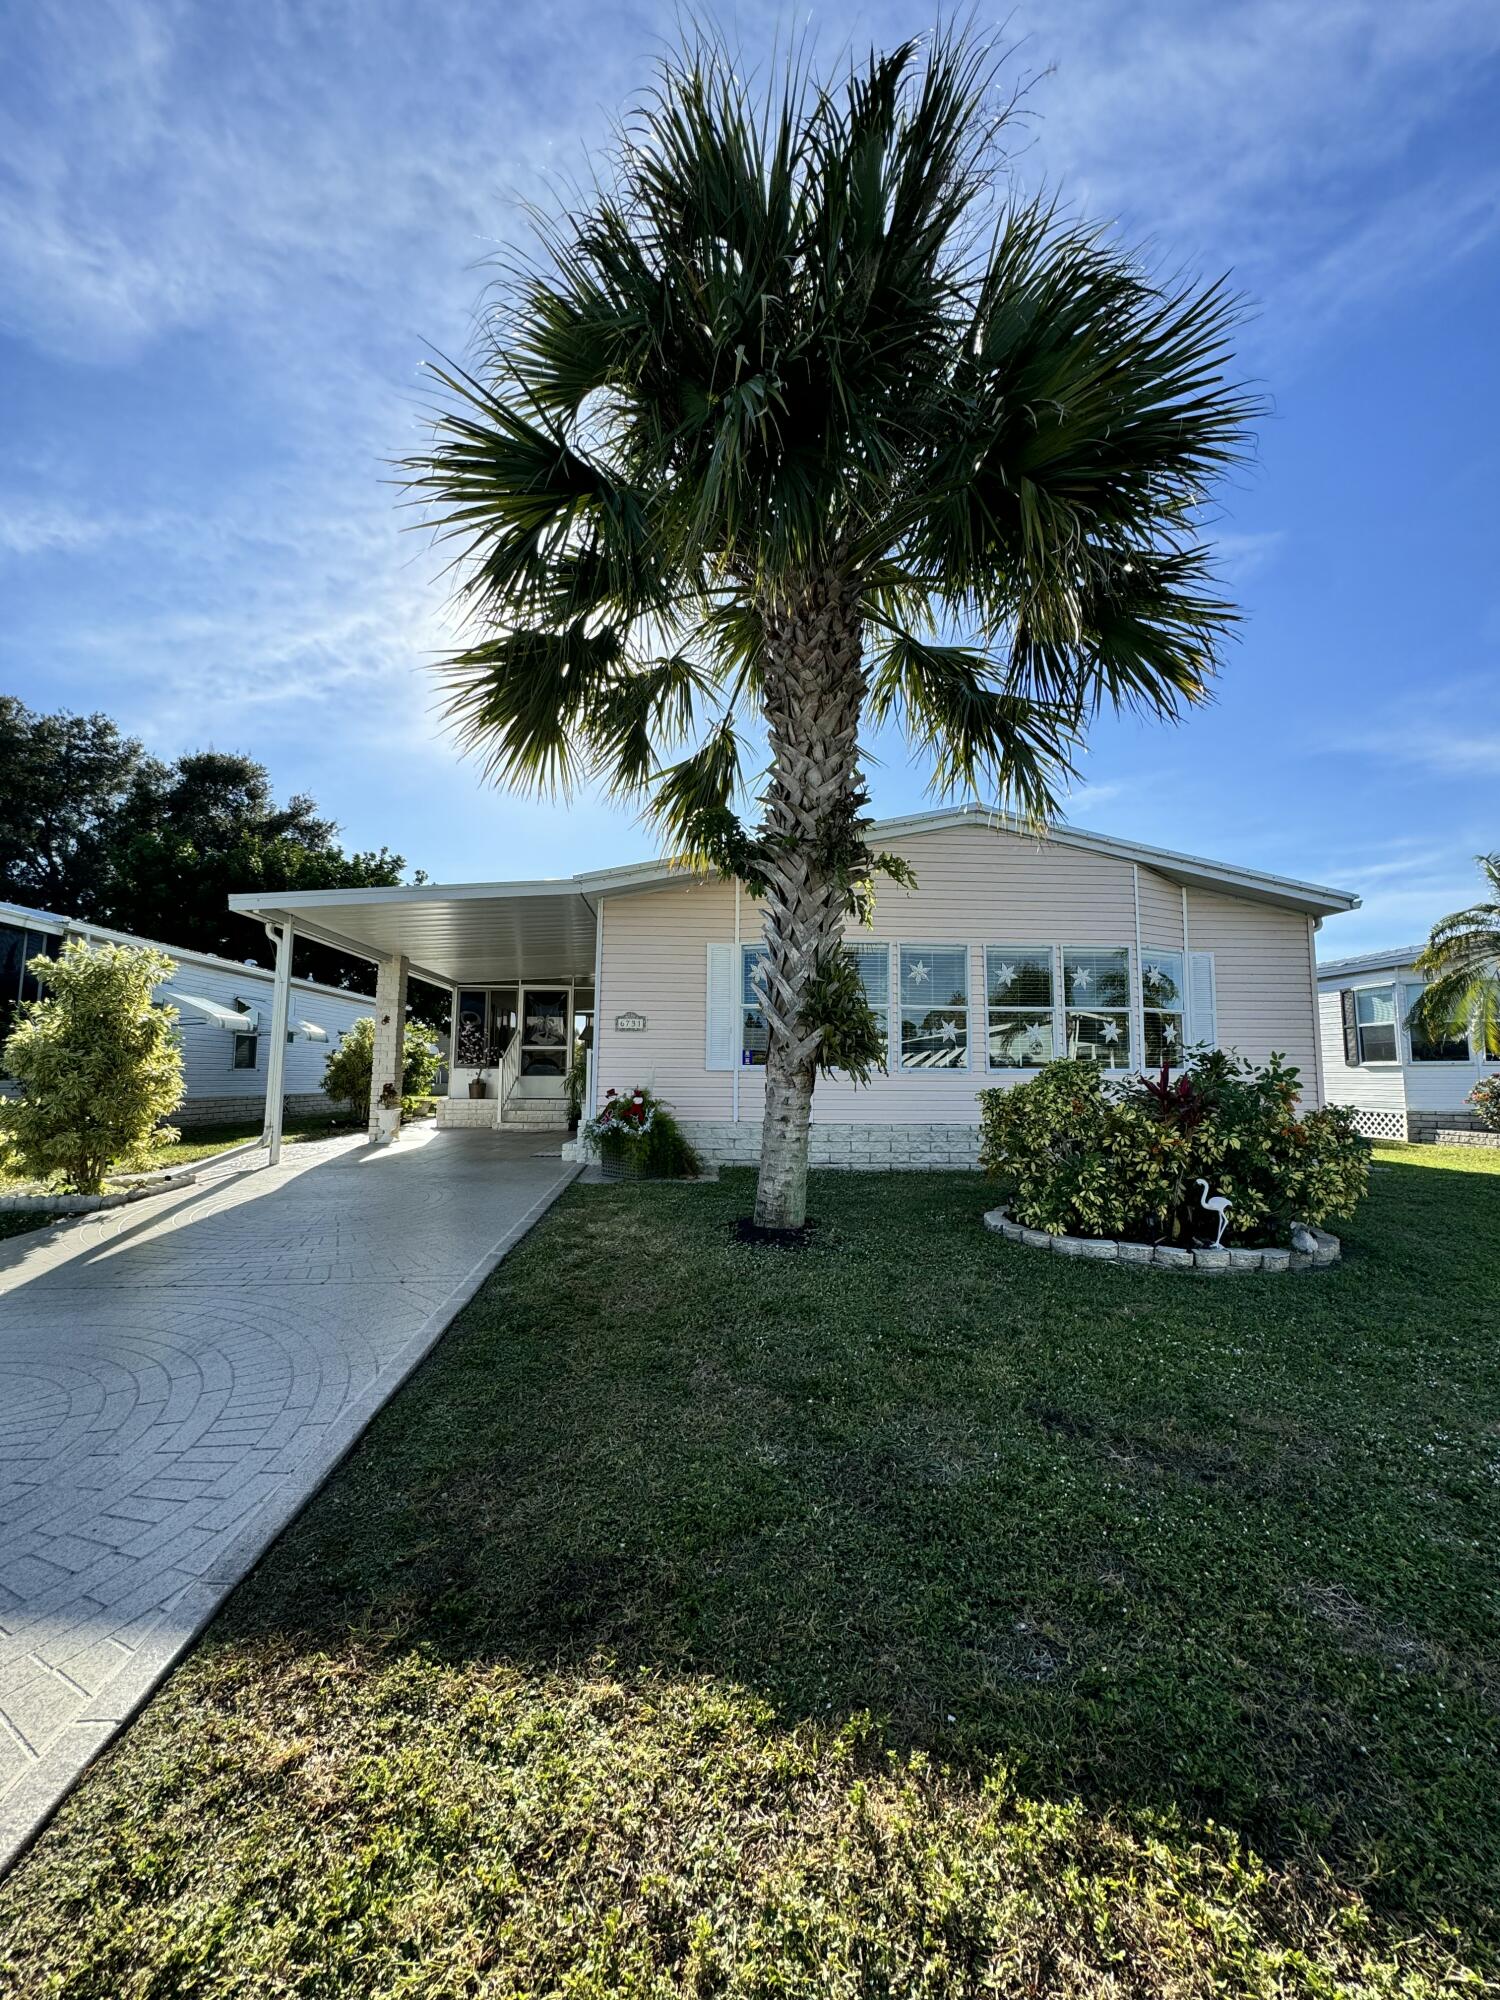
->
<box><xmin>375</xmin><ymin>1080</ymin><xmax>402</xmax><ymax>1142</ymax></box>
<box><xmin>468</xmin><ymin>1071</ymin><xmax>488</xmax><ymax>1100</ymax></box>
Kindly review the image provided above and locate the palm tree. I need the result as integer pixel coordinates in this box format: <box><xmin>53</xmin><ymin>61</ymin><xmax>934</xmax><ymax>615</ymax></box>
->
<box><xmin>404</xmin><ymin>30</ymin><xmax>1257</xmax><ymax>1231</ymax></box>
<box><xmin>1413</xmin><ymin>853</ymin><xmax>1500</xmax><ymax>1058</ymax></box>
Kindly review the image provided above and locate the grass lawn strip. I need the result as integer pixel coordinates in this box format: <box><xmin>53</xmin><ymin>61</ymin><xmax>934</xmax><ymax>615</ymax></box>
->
<box><xmin>1</xmin><ymin>1143</ymin><xmax>1495</xmax><ymax>1995</ymax></box>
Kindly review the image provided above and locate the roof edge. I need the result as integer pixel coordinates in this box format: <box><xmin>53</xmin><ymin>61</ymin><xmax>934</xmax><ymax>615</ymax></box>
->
<box><xmin>0</xmin><ymin>900</ymin><xmax>378</xmax><ymax>1003</ymax></box>
<box><xmin>577</xmin><ymin>805</ymin><xmax>1361</xmax><ymax>915</ymax></box>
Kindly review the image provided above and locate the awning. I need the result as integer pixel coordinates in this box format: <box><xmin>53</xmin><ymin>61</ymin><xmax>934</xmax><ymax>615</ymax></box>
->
<box><xmin>160</xmin><ymin>989</ymin><xmax>260</xmax><ymax>1033</ymax></box>
<box><xmin>227</xmin><ymin>879</ymin><xmax>599</xmax><ymax>987</ymax></box>
<box><xmin>291</xmin><ymin>1019</ymin><xmax>329</xmax><ymax>1042</ymax></box>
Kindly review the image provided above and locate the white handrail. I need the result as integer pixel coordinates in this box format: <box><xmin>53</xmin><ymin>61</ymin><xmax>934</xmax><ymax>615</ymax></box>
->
<box><xmin>497</xmin><ymin>1031</ymin><xmax>521</xmax><ymax>1121</ymax></box>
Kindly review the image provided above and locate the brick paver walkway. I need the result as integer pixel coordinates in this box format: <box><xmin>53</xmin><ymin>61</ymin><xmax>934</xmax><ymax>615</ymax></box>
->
<box><xmin>0</xmin><ymin>1125</ymin><xmax>577</xmax><ymax>1871</ymax></box>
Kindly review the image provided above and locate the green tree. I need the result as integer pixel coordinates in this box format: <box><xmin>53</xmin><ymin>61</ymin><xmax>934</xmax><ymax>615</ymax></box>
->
<box><xmin>1413</xmin><ymin>853</ymin><xmax>1500</xmax><ymax>1058</ymax></box>
<box><xmin>322</xmin><ymin>1016</ymin><xmax>440</xmax><ymax>1121</ymax></box>
<box><xmin>0</xmin><ymin>696</ymin><xmax>161</xmax><ymax>917</ymax></box>
<box><xmin>107</xmin><ymin>750</ymin><xmax>406</xmax><ymax>985</ymax></box>
<box><xmin>0</xmin><ymin>939</ymin><xmax>184</xmax><ymax>1194</ymax></box>
<box><xmin>0</xmin><ymin>712</ymin><xmax>415</xmax><ymax>991</ymax></box>
<box><xmin>405</xmin><ymin>30</ymin><xmax>1256</xmax><ymax>1228</ymax></box>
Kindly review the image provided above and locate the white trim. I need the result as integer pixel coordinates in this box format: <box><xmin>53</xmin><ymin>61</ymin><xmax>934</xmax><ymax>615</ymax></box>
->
<box><xmin>732</xmin><ymin>881</ymin><xmax>741</xmax><ymax>1124</ymax></box>
<box><xmin>1306</xmin><ymin>918</ymin><xmax>1328</xmax><ymax>1107</ymax></box>
<box><xmin>262</xmin><ymin>921</ymin><xmax>294</xmax><ymax>1164</ymax></box>
<box><xmin>590</xmin><ymin>898</ymin><xmax>605</xmax><ymax>1119</ymax></box>
<box><xmin>1131</xmin><ymin>866</ymin><xmax>1145</xmax><ymax>1068</ymax></box>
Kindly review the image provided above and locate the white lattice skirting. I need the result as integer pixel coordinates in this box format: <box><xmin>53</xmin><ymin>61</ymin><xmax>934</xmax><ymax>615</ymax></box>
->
<box><xmin>1351</xmin><ymin>1108</ymin><xmax>1407</xmax><ymax>1142</ymax></box>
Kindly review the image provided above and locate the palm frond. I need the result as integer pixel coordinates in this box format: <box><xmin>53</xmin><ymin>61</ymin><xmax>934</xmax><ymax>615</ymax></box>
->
<box><xmin>438</xmin><ymin>623</ymin><xmax>623</xmax><ymax>794</ymax></box>
<box><xmin>867</xmin><ymin>627</ymin><xmax>1078</xmax><ymax>820</ymax></box>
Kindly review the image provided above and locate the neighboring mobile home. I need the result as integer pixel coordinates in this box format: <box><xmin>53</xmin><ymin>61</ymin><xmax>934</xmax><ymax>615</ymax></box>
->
<box><xmin>1317</xmin><ymin>947</ymin><xmax>1499</xmax><ymax>1142</ymax></box>
<box><xmin>0</xmin><ymin>900</ymin><xmax>373</xmax><ymax>1125</ymax></box>
<box><xmin>229</xmin><ymin>808</ymin><xmax>1358</xmax><ymax>1166</ymax></box>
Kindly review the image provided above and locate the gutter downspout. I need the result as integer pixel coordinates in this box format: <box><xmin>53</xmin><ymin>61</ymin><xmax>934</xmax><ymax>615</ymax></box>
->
<box><xmin>262</xmin><ymin>919</ymin><xmax>295</xmax><ymax>1164</ymax></box>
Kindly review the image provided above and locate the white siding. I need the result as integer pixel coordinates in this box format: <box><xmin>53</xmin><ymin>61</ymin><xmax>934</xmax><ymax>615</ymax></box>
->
<box><xmin>1316</xmin><ymin>961</ymin><xmax>1496</xmax><ymax>1125</ymax></box>
<box><xmin>597</xmin><ymin>823</ymin><xmax>1329</xmax><ymax>1128</ymax></box>
<box><xmin>1316</xmin><ymin>989</ymin><xmax>1407</xmax><ymax>1118</ymax></box>
<box><xmin>1184</xmin><ymin>890</ymin><xmax>1322</xmax><ymax>1101</ymax></box>
<box><xmin>158</xmin><ymin>957</ymin><xmax>373</xmax><ymax>1103</ymax></box>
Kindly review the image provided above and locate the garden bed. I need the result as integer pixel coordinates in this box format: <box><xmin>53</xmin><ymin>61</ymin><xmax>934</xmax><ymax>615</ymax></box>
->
<box><xmin>983</xmin><ymin>1206</ymin><xmax>1340</xmax><ymax>1270</ymax></box>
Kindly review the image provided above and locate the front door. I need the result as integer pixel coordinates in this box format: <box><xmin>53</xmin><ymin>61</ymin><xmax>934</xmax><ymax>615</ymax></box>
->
<box><xmin>518</xmin><ymin>987</ymin><xmax>569</xmax><ymax>1092</ymax></box>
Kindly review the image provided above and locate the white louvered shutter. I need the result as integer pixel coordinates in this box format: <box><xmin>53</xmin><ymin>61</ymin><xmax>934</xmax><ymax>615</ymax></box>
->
<box><xmin>1188</xmin><ymin>951</ymin><xmax>1218</xmax><ymax>1050</ymax></box>
<box><xmin>705</xmin><ymin>942</ymin><xmax>738</xmax><ymax>1069</ymax></box>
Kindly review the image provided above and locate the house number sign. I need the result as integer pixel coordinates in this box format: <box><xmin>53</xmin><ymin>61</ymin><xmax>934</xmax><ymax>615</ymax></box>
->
<box><xmin>614</xmin><ymin>1010</ymin><xmax>648</xmax><ymax>1032</ymax></box>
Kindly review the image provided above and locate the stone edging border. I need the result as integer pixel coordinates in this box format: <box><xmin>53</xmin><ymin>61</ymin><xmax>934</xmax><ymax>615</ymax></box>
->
<box><xmin>983</xmin><ymin>1206</ymin><xmax>1340</xmax><ymax>1273</ymax></box>
<box><xmin>0</xmin><ymin>1170</ymin><xmax>199</xmax><ymax>1215</ymax></box>
<box><xmin>1436</xmin><ymin>1128</ymin><xmax>1500</xmax><ymax>1150</ymax></box>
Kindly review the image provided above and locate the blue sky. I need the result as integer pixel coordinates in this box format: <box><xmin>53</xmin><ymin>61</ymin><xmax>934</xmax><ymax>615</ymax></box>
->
<box><xmin>2</xmin><ymin>0</ymin><xmax>1497</xmax><ymax>956</ymax></box>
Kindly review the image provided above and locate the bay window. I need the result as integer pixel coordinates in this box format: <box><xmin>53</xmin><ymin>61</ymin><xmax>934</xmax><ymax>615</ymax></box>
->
<box><xmin>1063</xmin><ymin>947</ymin><xmax>1132</xmax><ymax>1068</ymax></box>
<box><xmin>899</xmin><ymin>945</ymin><xmax>968</xmax><ymax>1069</ymax></box>
<box><xmin>986</xmin><ymin>947</ymin><xmax>1055</xmax><ymax>1068</ymax></box>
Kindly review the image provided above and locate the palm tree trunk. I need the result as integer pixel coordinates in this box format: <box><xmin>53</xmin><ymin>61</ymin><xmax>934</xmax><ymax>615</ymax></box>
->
<box><xmin>752</xmin><ymin>571</ymin><xmax>865</xmax><ymax>1231</ymax></box>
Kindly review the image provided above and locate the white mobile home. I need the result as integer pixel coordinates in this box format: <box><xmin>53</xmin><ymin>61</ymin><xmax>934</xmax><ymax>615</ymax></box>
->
<box><xmin>230</xmin><ymin>808</ymin><xmax>1357</xmax><ymax>1166</ymax></box>
<box><xmin>0</xmin><ymin>901</ymin><xmax>373</xmax><ymax>1125</ymax></box>
<box><xmin>1317</xmin><ymin>947</ymin><xmax>1498</xmax><ymax>1142</ymax></box>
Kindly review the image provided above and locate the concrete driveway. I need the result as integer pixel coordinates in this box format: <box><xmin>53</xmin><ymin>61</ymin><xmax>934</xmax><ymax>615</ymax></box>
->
<box><xmin>0</xmin><ymin>1125</ymin><xmax>578</xmax><ymax>1872</ymax></box>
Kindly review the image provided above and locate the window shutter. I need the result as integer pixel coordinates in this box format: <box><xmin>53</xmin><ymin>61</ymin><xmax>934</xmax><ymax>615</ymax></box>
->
<box><xmin>1339</xmin><ymin>987</ymin><xmax>1360</xmax><ymax>1066</ymax></box>
<box><xmin>1188</xmin><ymin>951</ymin><xmax>1218</xmax><ymax>1050</ymax></box>
<box><xmin>705</xmin><ymin>942</ymin><xmax>737</xmax><ymax>1069</ymax></box>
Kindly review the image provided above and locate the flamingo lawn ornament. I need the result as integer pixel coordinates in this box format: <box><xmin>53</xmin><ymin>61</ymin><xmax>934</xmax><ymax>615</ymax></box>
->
<box><xmin>1195</xmin><ymin>1179</ymin><xmax>1233</xmax><ymax>1248</ymax></box>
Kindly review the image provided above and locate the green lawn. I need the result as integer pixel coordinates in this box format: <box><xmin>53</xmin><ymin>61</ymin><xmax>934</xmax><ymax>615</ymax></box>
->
<box><xmin>0</xmin><ymin>1111</ymin><xmax>365</xmax><ymax>1194</ymax></box>
<box><xmin>3</xmin><ymin>1144</ymin><xmax>1497</xmax><ymax>1996</ymax></box>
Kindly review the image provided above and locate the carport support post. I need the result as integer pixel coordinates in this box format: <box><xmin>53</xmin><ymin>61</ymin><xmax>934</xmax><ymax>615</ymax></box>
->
<box><xmin>262</xmin><ymin>920</ymin><xmax>295</xmax><ymax>1164</ymax></box>
<box><xmin>369</xmin><ymin>953</ymin><xmax>409</xmax><ymax>1143</ymax></box>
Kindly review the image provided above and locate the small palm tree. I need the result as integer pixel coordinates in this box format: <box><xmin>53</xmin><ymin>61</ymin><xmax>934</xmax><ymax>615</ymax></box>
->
<box><xmin>404</xmin><ymin>30</ymin><xmax>1257</xmax><ymax>1230</ymax></box>
<box><xmin>1413</xmin><ymin>853</ymin><xmax>1500</xmax><ymax>1058</ymax></box>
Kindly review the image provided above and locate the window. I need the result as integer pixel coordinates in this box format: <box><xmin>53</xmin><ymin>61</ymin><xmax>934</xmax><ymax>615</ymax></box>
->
<box><xmin>1063</xmin><ymin>948</ymin><xmax>1132</xmax><ymax>1068</ymax></box>
<box><xmin>455</xmin><ymin>991</ymin><xmax>488</xmax><ymax>1067</ymax></box>
<box><xmin>846</xmin><ymin>941</ymin><xmax>891</xmax><ymax>1067</ymax></box>
<box><xmin>1140</xmin><ymin>950</ymin><xmax>1186</xmax><ymax>1066</ymax></box>
<box><xmin>1353</xmin><ymin>984</ymin><xmax>1397</xmax><ymax>1063</ymax></box>
<box><xmin>232</xmin><ymin>1033</ymin><xmax>259</xmax><ymax>1070</ymax></box>
<box><xmin>899</xmin><ymin>945</ymin><xmax>968</xmax><ymax>1069</ymax></box>
<box><xmin>1404</xmin><ymin>981</ymin><xmax>1468</xmax><ymax>1062</ymax></box>
<box><xmin>986</xmin><ymin>947</ymin><xmax>1054</xmax><ymax>1068</ymax></box>
<box><xmin>741</xmin><ymin>944</ymin><xmax>769</xmax><ymax>1065</ymax></box>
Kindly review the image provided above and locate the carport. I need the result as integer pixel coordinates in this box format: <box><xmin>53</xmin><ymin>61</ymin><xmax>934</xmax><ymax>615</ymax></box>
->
<box><xmin>227</xmin><ymin>879</ymin><xmax>600</xmax><ymax>1159</ymax></box>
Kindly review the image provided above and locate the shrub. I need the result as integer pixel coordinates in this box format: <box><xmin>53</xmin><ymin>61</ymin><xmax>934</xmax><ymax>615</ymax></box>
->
<box><xmin>0</xmin><ymin>939</ymin><xmax>184</xmax><ymax>1194</ymax></box>
<box><xmin>1469</xmin><ymin>1075</ymin><xmax>1500</xmax><ymax>1132</ymax></box>
<box><xmin>323</xmin><ymin>1016</ymin><xmax>440</xmax><ymax>1120</ymax></box>
<box><xmin>585</xmin><ymin>1086</ymin><xmax>701</xmax><ymax>1178</ymax></box>
<box><xmin>979</xmin><ymin>1052</ymin><xmax>1370</xmax><ymax>1247</ymax></box>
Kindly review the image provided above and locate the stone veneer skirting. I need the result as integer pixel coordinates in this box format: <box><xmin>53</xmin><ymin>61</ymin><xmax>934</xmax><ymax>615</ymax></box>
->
<box><xmin>983</xmin><ymin>1206</ymin><xmax>1341</xmax><ymax>1273</ymax></box>
<box><xmin>681</xmin><ymin>1122</ymin><xmax>982</xmax><ymax>1170</ymax></box>
<box><xmin>1407</xmin><ymin>1108</ymin><xmax>1487</xmax><ymax>1143</ymax></box>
